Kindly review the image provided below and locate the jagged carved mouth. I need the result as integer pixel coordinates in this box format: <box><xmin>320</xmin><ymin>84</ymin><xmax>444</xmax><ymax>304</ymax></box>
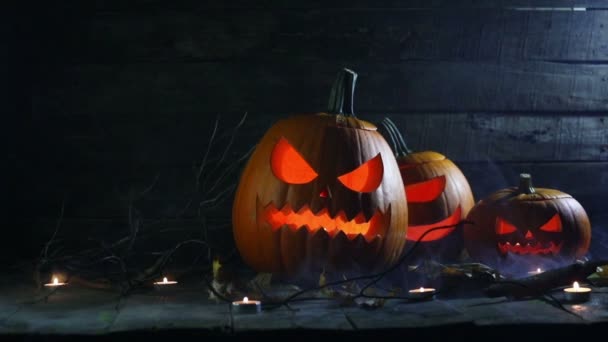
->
<box><xmin>406</xmin><ymin>206</ymin><xmax>461</xmax><ymax>242</ymax></box>
<box><xmin>257</xmin><ymin>197</ymin><xmax>390</xmax><ymax>242</ymax></box>
<box><xmin>497</xmin><ymin>241</ymin><xmax>563</xmax><ymax>255</ymax></box>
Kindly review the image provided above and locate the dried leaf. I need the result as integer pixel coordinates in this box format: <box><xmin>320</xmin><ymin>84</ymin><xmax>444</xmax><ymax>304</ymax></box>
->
<box><xmin>319</xmin><ymin>270</ymin><xmax>327</xmax><ymax>287</ymax></box>
<box><xmin>212</xmin><ymin>258</ymin><xmax>222</xmax><ymax>280</ymax></box>
<box><xmin>355</xmin><ymin>297</ymin><xmax>385</xmax><ymax>309</ymax></box>
<box><xmin>248</xmin><ymin>273</ymin><xmax>273</xmax><ymax>291</ymax></box>
<box><xmin>316</xmin><ymin>269</ymin><xmax>335</xmax><ymax>298</ymax></box>
<box><xmin>588</xmin><ymin>265</ymin><xmax>608</xmax><ymax>286</ymax></box>
<box><xmin>208</xmin><ymin>278</ymin><xmax>234</xmax><ymax>303</ymax></box>
<box><xmin>340</xmin><ymin>274</ymin><xmax>360</xmax><ymax>294</ymax></box>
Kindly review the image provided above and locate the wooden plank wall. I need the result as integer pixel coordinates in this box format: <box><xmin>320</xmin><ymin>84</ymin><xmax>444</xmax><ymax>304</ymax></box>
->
<box><xmin>9</xmin><ymin>0</ymin><xmax>608</xmax><ymax>259</ymax></box>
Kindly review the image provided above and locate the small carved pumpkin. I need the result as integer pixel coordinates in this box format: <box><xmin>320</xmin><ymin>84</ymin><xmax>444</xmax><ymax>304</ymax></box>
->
<box><xmin>378</xmin><ymin>118</ymin><xmax>475</xmax><ymax>261</ymax></box>
<box><xmin>232</xmin><ymin>69</ymin><xmax>408</xmax><ymax>276</ymax></box>
<box><xmin>464</xmin><ymin>174</ymin><xmax>591</xmax><ymax>269</ymax></box>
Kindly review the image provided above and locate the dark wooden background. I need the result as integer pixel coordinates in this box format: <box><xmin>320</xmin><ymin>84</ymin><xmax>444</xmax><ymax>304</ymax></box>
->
<box><xmin>6</xmin><ymin>0</ymin><xmax>608</xmax><ymax>264</ymax></box>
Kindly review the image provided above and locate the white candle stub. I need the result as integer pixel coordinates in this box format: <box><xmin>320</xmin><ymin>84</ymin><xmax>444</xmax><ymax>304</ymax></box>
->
<box><xmin>232</xmin><ymin>296</ymin><xmax>261</xmax><ymax>314</ymax></box>
<box><xmin>44</xmin><ymin>277</ymin><xmax>67</xmax><ymax>287</ymax></box>
<box><xmin>408</xmin><ymin>286</ymin><xmax>436</xmax><ymax>300</ymax></box>
<box><xmin>153</xmin><ymin>277</ymin><xmax>178</xmax><ymax>293</ymax></box>
<box><xmin>154</xmin><ymin>277</ymin><xmax>177</xmax><ymax>285</ymax></box>
<box><xmin>564</xmin><ymin>281</ymin><xmax>591</xmax><ymax>302</ymax></box>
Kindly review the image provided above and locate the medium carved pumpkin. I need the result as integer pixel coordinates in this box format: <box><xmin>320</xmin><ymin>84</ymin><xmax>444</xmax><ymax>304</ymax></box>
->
<box><xmin>464</xmin><ymin>174</ymin><xmax>591</xmax><ymax>269</ymax></box>
<box><xmin>378</xmin><ymin>117</ymin><xmax>475</xmax><ymax>261</ymax></box>
<box><xmin>232</xmin><ymin>69</ymin><xmax>408</xmax><ymax>276</ymax></box>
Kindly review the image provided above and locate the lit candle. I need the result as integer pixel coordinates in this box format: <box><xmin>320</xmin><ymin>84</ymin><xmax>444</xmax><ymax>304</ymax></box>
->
<box><xmin>232</xmin><ymin>296</ymin><xmax>261</xmax><ymax>314</ymax></box>
<box><xmin>154</xmin><ymin>277</ymin><xmax>177</xmax><ymax>286</ymax></box>
<box><xmin>564</xmin><ymin>281</ymin><xmax>591</xmax><ymax>303</ymax></box>
<box><xmin>408</xmin><ymin>287</ymin><xmax>436</xmax><ymax>301</ymax></box>
<box><xmin>44</xmin><ymin>276</ymin><xmax>67</xmax><ymax>287</ymax></box>
<box><xmin>153</xmin><ymin>277</ymin><xmax>178</xmax><ymax>293</ymax></box>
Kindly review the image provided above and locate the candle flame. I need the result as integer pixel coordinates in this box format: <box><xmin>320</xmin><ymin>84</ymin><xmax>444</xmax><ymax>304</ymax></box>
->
<box><xmin>53</xmin><ymin>277</ymin><xmax>59</xmax><ymax>285</ymax></box>
<box><xmin>537</xmin><ymin>268</ymin><xmax>541</xmax><ymax>273</ymax></box>
<box><xmin>573</xmin><ymin>281</ymin><xmax>579</xmax><ymax>290</ymax></box>
<box><xmin>163</xmin><ymin>277</ymin><xmax>168</xmax><ymax>283</ymax></box>
<box><xmin>419</xmin><ymin>287</ymin><xmax>424</xmax><ymax>292</ymax></box>
<box><xmin>243</xmin><ymin>297</ymin><xmax>249</xmax><ymax>303</ymax></box>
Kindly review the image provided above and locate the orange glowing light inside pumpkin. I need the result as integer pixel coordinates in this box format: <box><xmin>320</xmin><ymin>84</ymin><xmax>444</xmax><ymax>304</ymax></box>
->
<box><xmin>495</xmin><ymin>217</ymin><xmax>517</xmax><ymax>235</ymax></box>
<box><xmin>404</xmin><ymin>175</ymin><xmax>446</xmax><ymax>203</ymax></box>
<box><xmin>406</xmin><ymin>206</ymin><xmax>461</xmax><ymax>242</ymax></box>
<box><xmin>262</xmin><ymin>203</ymin><xmax>386</xmax><ymax>242</ymax></box>
<box><xmin>271</xmin><ymin>137</ymin><xmax>318</xmax><ymax>184</ymax></box>
<box><xmin>337</xmin><ymin>154</ymin><xmax>383</xmax><ymax>193</ymax></box>
<box><xmin>540</xmin><ymin>214</ymin><xmax>562</xmax><ymax>232</ymax></box>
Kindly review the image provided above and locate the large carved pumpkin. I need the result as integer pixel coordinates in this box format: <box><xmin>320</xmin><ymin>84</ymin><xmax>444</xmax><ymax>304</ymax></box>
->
<box><xmin>464</xmin><ymin>174</ymin><xmax>591</xmax><ymax>269</ymax></box>
<box><xmin>379</xmin><ymin>117</ymin><xmax>475</xmax><ymax>262</ymax></box>
<box><xmin>232</xmin><ymin>69</ymin><xmax>408</xmax><ymax>276</ymax></box>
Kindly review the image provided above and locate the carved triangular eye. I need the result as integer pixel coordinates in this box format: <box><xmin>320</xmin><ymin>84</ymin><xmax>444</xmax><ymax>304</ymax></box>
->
<box><xmin>495</xmin><ymin>217</ymin><xmax>517</xmax><ymax>235</ymax></box>
<box><xmin>539</xmin><ymin>214</ymin><xmax>562</xmax><ymax>232</ymax></box>
<box><xmin>338</xmin><ymin>154</ymin><xmax>383</xmax><ymax>193</ymax></box>
<box><xmin>271</xmin><ymin>137</ymin><xmax>318</xmax><ymax>184</ymax></box>
<box><xmin>405</xmin><ymin>175</ymin><xmax>446</xmax><ymax>203</ymax></box>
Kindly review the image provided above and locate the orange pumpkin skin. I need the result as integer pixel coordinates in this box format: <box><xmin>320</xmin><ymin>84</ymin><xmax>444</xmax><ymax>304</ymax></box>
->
<box><xmin>379</xmin><ymin>118</ymin><xmax>475</xmax><ymax>261</ymax></box>
<box><xmin>232</xmin><ymin>71</ymin><xmax>408</xmax><ymax>275</ymax></box>
<box><xmin>464</xmin><ymin>174</ymin><xmax>591</xmax><ymax>268</ymax></box>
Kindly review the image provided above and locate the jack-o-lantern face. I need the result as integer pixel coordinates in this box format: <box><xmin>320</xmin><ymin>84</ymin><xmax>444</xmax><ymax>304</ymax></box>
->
<box><xmin>379</xmin><ymin>118</ymin><xmax>475</xmax><ymax>261</ymax></box>
<box><xmin>233</xmin><ymin>69</ymin><xmax>408</xmax><ymax>276</ymax></box>
<box><xmin>401</xmin><ymin>162</ymin><xmax>472</xmax><ymax>243</ymax></box>
<box><xmin>464</xmin><ymin>174</ymin><xmax>591</xmax><ymax>269</ymax></box>
<box><xmin>264</xmin><ymin>137</ymin><xmax>387</xmax><ymax>239</ymax></box>
<box><xmin>495</xmin><ymin>213</ymin><xmax>563</xmax><ymax>255</ymax></box>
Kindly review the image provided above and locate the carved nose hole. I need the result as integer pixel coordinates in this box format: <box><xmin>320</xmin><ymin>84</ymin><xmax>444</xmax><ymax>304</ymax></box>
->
<box><xmin>319</xmin><ymin>186</ymin><xmax>332</xmax><ymax>198</ymax></box>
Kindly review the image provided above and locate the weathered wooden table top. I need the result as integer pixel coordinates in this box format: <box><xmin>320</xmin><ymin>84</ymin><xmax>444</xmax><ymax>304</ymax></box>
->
<box><xmin>1</xmin><ymin>275</ymin><xmax>607</xmax><ymax>340</ymax></box>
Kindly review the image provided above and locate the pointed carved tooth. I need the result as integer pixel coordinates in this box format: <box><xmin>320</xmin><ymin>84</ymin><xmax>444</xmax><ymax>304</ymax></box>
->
<box><xmin>274</xmin><ymin>224</ymin><xmax>288</xmax><ymax>232</ymax></box>
<box><xmin>315</xmin><ymin>207</ymin><xmax>329</xmax><ymax>217</ymax></box>
<box><xmin>280</xmin><ymin>202</ymin><xmax>293</xmax><ymax>215</ymax></box>
<box><xmin>297</xmin><ymin>204</ymin><xmax>311</xmax><ymax>215</ymax></box>
<box><xmin>515</xmin><ymin>242</ymin><xmax>521</xmax><ymax>246</ymax></box>
<box><xmin>261</xmin><ymin>198</ymin><xmax>278</xmax><ymax>211</ymax></box>
<box><xmin>353</xmin><ymin>212</ymin><xmax>367</xmax><ymax>224</ymax></box>
<box><xmin>334</xmin><ymin>210</ymin><xmax>348</xmax><ymax>226</ymax></box>
<box><xmin>303</xmin><ymin>224</ymin><xmax>316</xmax><ymax>233</ymax></box>
<box><xmin>325</xmin><ymin>227</ymin><xmax>340</xmax><ymax>238</ymax></box>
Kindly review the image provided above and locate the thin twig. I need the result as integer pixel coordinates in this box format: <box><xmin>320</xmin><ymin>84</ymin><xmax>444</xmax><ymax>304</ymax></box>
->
<box><xmin>41</xmin><ymin>196</ymin><xmax>66</xmax><ymax>261</ymax></box>
<box><xmin>199</xmin><ymin>112</ymin><xmax>248</xmax><ymax>193</ymax></box>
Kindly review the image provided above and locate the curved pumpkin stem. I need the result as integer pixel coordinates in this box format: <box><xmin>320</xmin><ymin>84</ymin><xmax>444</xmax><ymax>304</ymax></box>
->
<box><xmin>327</xmin><ymin>68</ymin><xmax>357</xmax><ymax>117</ymax></box>
<box><xmin>518</xmin><ymin>173</ymin><xmax>536</xmax><ymax>194</ymax></box>
<box><xmin>379</xmin><ymin>117</ymin><xmax>413</xmax><ymax>157</ymax></box>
